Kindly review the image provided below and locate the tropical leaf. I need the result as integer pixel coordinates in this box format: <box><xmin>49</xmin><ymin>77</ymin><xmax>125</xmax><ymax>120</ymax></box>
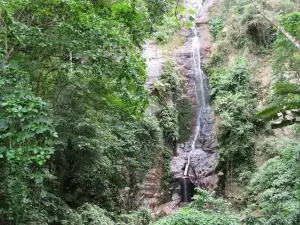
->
<box><xmin>275</xmin><ymin>82</ymin><xmax>300</xmax><ymax>95</ymax></box>
<box><xmin>257</xmin><ymin>82</ymin><xmax>300</xmax><ymax>128</ymax></box>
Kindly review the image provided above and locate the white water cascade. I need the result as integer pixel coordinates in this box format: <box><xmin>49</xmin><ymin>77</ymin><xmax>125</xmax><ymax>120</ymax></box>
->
<box><xmin>184</xmin><ymin>1</ymin><xmax>211</xmax><ymax>177</ymax></box>
<box><xmin>171</xmin><ymin>0</ymin><xmax>218</xmax><ymax>203</ymax></box>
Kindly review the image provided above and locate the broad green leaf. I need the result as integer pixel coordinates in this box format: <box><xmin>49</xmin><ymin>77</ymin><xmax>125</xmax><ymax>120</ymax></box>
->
<box><xmin>7</xmin><ymin>60</ymin><xmax>19</xmax><ymax>70</ymax></box>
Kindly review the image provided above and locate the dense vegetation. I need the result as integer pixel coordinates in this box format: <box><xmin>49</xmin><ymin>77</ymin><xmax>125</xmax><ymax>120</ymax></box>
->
<box><xmin>1</xmin><ymin>0</ymin><xmax>300</xmax><ymax>224</ymax></box>
<box><xmin>0</xmin><ymin>0</ymin><xmax>175</xmax><ymax>224</ymax></box>
<box><xmin>156</xmin><ymin>0</ymin><xmax>300</xmax><ymax>224</ymax></box>
<box><xmin>154</xmin><ymin>189</ymin><xmax>240</xmax><ymax>225</ymax></box>
<box><xmin>203</xmin><ymin>0</ymin><xmax>300</xmax><ymax>224</ymax></box>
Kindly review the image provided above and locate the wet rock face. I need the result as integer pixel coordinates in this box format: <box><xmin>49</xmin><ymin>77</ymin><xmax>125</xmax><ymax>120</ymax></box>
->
<box><xmin>171</xmin><ymin>93</ymin><xmax>219</xmax><ymax>190</ymax></box>
<box><xmin>188</xmin><ymin>150</ymin><xmax>219</xmax><ymax>188</ymax></box>
<box><xmin>196</xmin><ymin>107</ymin><xmax>217</xmax><ymax>151</ymax></box>
<box><xmin>171</xmin><ymin>116</ymin><xmax>219</xmax><ymax>190</ymax></box>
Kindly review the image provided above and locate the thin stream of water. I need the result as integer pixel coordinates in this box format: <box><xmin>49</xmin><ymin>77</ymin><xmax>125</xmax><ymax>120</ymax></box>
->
<box><xmin>183</xmin><ymin>0</ymin><xmax>210</xmax><ymax>177</ymax></box>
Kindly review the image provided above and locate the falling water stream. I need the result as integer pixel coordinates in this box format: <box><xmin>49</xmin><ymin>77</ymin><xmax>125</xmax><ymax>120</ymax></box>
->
<box><xmin>184</xmin><ymin>1</ymin><xmax>210</xmax><ymax>177</ymax></box>
<box><xmin>181</xmin><ymin>0</ymin><xmax>216</xmax><ymax>202</ymax></box>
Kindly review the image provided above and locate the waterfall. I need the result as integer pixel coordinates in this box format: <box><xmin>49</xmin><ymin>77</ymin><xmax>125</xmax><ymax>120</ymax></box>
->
<box><xmin>183</xmin><ymin>2</ymin><xmax>211</xmax><ymax>178</ymax></box>
<box><xmin>174</xmin><ymin>0</ymin><xmax>218</xmax><ymax>203</ymax></box>
<box><xmin>184</xmin><ymin>29</ymin><xmax>210</xmax><ymax>176</ymax></box>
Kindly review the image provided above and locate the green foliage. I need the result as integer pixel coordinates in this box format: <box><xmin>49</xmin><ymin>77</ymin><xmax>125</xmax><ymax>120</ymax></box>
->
<box><xmin>0</xmin><ymin>65</ymin><xmax>56</xmax><ymax>165</ymax></box>
<box><xmin>153</xmin><ymin>61</ymin><xmax>182</xmax><ymax>103</ymax></box>
<box><xmin>158</xmin><ymin>106</ymin><xmax>179</xmax><ymax>143</ymax></box>
<box><xmin>150</xmin><ymin>2</ymin><xmax>197</xmax><ymax>44</ymax></box>
<box><xmin>273</xmin><ymin>12</ymin><xmax>300</xmax><ymax>77</ymax></box>
<box><xmin>54</xmin><ymin>109</ymin><xmax>162</xmax><ymax>210</ymax></box>
<box><xmin>0</xmin><ymin>0</ymin><xmax>170</xmax><ymax>223</ymax></box>
<box><xmin>176</xmin><ymin>98</ymin><xmax>194</xmax><ymax>143</ymax></box>
<box><xmin>247</xmin><ymin>144</ymin><xmax>300</xmax><ymax>225</ymax></box>
<box><xmin>152</xmin><ymin>16</ymin><xmax>181</xmax><ymax>44</ymax></box>
<box><xmin>256</xmin><ymin>137</ymin><xmax>291</xmax><ymax>158</ymax></box>
<box><xmin>221</xmin><ymin>0</ymin><xmax>297</xmax><ymax>51</ymax></box>
<box><xmin>154</xmin><ymin>60</ymin><xmax>184</xmax><ymax>145</ymax></box>
<box><xmin>191</xmin><ymin>189</ymin><xmax>232</xmax><ymax>213</ymax></box>
<box><xmin>221</xmin><ymin>0</ymin><xmax>273</xmax><ymax>49</ymax></box>
<box><xmin>118</xmin><ymin>207</ymin><xmax>152</xmax><ymax>225</ymax></box>
<box><xmin>208</xmin><ymin>58</ymin><xmax>258</xmax><ymax>173</ymax></box>
<box><xmin>0</xmin><ymin>86</ymin><xmax>56</xmax><ymax>165</ymax></box>
<box><xmin>1</xmin><ymin>0</ymin><xmax>150</xmax><ymax>115</ymax></box>
<box><xmin>209</xmin><ymin>16</ymin><xmax>224</xmax><ymax>40</ymax></box>
<box><xmin>205</xmin><ymin>2</ymin><xmax>300</xmax><ymax>225</ymax></box>
<box><xmin>154</xmin><ymin>189</ymin><xmax>239</xmax><ymax>225</ymax></box>
<box><xmin>79</xmin><ymin>203</ymin><xmax>114</xmax><ymax>225</ymax></box>
<box><xmin>145</xmin><ymin>0</ymin><xmax>173</xmax><ymax>25</ymax></box>
<box><xmin>161</xmin><ymin>147</ymin><xmax>173</xmax><ymax>200</ymax></box>
<box><xmin>0</xmin><ymin>163</ymin><xmax>82</xmax><ymax>225</ymax></box>
<box><xmin>153</xmin><ymin>208</ymin><xmax>240</xmax><ymax>225</ymax></box>
<box><xmin>257</xmin><ymin>82</ymin><xmax>300</xmax><ymax>128</ymax></box>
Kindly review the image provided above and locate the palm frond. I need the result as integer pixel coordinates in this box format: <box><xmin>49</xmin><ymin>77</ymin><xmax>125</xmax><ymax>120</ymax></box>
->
<box><xmin>258</xmin><ymin>83</ymin><xmax>300</xmax><ymax>128</ymax></box>
<box><xmin>257</xmin><ymin>101</ymin><xmax>300</xmax><ymax>120</ymax></box>
<box><xmin>257</xmin><ymin>105</ymin><xmax>281</xmax><ymax>121</ymax></box>
<box><xmin>275</xmin><ymin>82</ymin><xmax>300</xmax><ymax>95</ymax></box>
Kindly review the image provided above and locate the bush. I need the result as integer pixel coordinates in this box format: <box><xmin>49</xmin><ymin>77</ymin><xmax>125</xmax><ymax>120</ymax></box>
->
<box><xmin>153</xmin><ymin>208</ymin><xmax>240</xmax><ymax>225</ymax></box>
<box><xmin>154</xmin><ymin>188</ymin><xmax>240</xmax><ymax>225</ymax></box>
<box><xmin>272</xmin><ymin>12</ymin><xmax>300</xmax><ymax>78</ymax></box>
<box><xmin>153</xmin><ymin>60</ymin><xmax>182</xmax><ymax>103</ymax></box>
<box><xmin>152</xmin><ymin>16</ymin><xmax>181</xmax><ymax>44</ymax></box>
<box><xmin>118</xmin><ymin>207</ymin><xmax>152</xmax><ymax>225</ymax></box>
<box><xmin>79</xmin><ymin>203</ymin><xmax>114</xmax><ymax>225</ymax></box>
<box><xmin>158</xmin><ymin>106</ymin><xmax>179</xmax><ymax>143</ymax></box>
<box><xmin>208</xmin><ymin>58</ymin><xmax>258</xmax><ymax>174</ymax></box>
<box><xmin>191</xmin><ymin>189</ymin><xmax>232</xmax><ymax>213</ymax></box>
<box><xmin>209</xmin><ymin>16</ymin><xmax>224</xmax><ymax>40</ymax></box>
<box><xmin>247</xmin><ymin>144</ymin><xmax>300</xmax><ymax>225</ymax></box>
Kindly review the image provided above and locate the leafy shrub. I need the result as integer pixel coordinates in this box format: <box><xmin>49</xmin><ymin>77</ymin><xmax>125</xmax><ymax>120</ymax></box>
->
<box><xmin>79</xmin><ymin>203</ymin><xmax>114</xmax><ymax>225</ymax></box>
<box><xmin>0</xmin><ymin>168</ymin><xmax>82</xmax><ymax>225</ymax></box>
<box><xmin>191</xmin><ymin>189</ymin><xmax>232</xmax><ymax>213</ymax></box>
<box><xmin>154</xmin><ymin>188</ymin><xmax>240</xmax><ymax>225</ymax></box>
<box><xmin>208</xmin><ymin>58</ymin><xmax>258</xmax><ymax>174</ymax></box>
<box><xmin>153</xmin><ymin>60</ymin><xmax>182</xmax><ymax>103</ymax></box>
<box><xmin>153</xmin><ymin>208</ymin><xmax>240</xmax><ymax>225</ymax></box>
<box><xmin>247</xmin><ymin>144</ymin><xmax>300</xmax><ymax>225</ymax></box>
<box><xmin>145</xmin><ymin>0</ymin><xmax>173</xmax><ymax>25</ymax></box>
<box><xmin>209</xmin><ymin>16</ymin><xmax>224</xmax><ymax>40</ymax></box>
<box><xmin>161</xmin><ymin>147</ymin><xmax>173</xmax><ymax>201</ymax></box>
<box><xmin>0</xmin><ymin>74</ymin><xmax>56</xmax><ymax>166</ymax></box>
<box><xmin>152</xmin><ymin>16</ymin><xmax>181</xmax><ymax>44</ymax></box>
<box><xmin>272</xmin><ymin>12</ymin><xmax>300</xmax><ymax>78</ymax></box>
<box><xmin>118</xmin><ymin>207</ymin><xmax>152</xmax><ymax>225</ymax></box>
<box><xmin>158</xmin><ymin>106</ymin><xmax>179</xmax><ymax>143</ymax></box>
<box><xmin>256</xmin><ymin>137</ymin><xmax>299</xmax><ymax>158</ymax></box>
<box><xmin>56</xmin><ymin>111</ymin><xmax>163</xmax><ymax>211</ymax></box>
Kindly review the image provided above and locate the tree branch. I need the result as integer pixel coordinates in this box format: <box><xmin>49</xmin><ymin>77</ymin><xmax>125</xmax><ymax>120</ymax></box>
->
<box><xmin>253</xmin><ymin>1</ymin><xmax>300</xmax><ymax>50</ymax></box>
